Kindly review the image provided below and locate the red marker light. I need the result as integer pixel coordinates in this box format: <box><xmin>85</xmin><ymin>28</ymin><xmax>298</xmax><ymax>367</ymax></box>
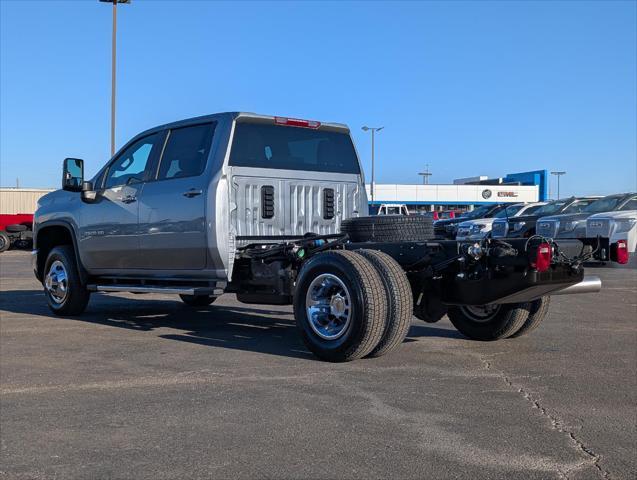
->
<box><xmin>614</xmin><ymin>240</ymin><xmax>629</xmax><ymax>265</ymax></box>
<box><xmin>534</xmin><ymin>242</ymin><xmax>552</xmax><ymax>272</ymax></box>
<box><xmin>274</xmin><ymin>117</ymin><xmax>321</xmax><ymax>129</ymax></box>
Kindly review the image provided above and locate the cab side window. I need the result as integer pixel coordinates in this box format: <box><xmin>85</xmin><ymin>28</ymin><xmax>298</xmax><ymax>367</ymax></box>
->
<box><xmin>104</xmin><ymin>132</ymin><xmax>163</xmax><ymax>189</ymax></box>
<box><xmin>157</xmin><ymin>123</ymin><xmax>215</xmax><ymax>180</ymax></box>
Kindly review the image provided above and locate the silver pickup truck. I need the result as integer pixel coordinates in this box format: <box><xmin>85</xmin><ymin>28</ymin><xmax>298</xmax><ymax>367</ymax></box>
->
<box><xmin>33</xmin><ymin>112</ymin><xmax>604</xmax><ymax>362</ymax></box>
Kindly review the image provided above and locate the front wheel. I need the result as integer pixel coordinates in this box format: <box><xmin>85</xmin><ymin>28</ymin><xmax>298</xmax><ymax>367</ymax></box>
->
<box><xmin>43</xmin><ymin>246</ymin><xmax>90</xmax><ymax>316</ymax></box>
<box><xmin>293</xmin><ymin>250</ymin><xmax>387</xmax><ymax>362</ymax></box>
<box><xmin>447</xmin><ymin>303</ymin><xmax>530</xmax><ymax>341</ymax></box>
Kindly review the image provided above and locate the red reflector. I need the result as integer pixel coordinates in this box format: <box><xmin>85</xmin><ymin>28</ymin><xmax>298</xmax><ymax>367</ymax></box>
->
<box><xmin>274</xmin><ymin>117</ymin><xmax>321</xmax><ymax>129</ymax></box>
<box><xmin>534</xmin><ymin>242</ymin><xmax>552</xmax><ymax>272</ymax></box>
<box><xmin>615</xmin><ymin>240</ymin><xmax>629</xmax><ymax>264</ymax></box>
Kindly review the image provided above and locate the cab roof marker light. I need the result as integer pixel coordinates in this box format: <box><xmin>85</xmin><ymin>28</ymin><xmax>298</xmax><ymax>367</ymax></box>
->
<box><xmin>274</xmin><ymin>117</ymin><xmax>321</xmax><ymax>129</ymax></box>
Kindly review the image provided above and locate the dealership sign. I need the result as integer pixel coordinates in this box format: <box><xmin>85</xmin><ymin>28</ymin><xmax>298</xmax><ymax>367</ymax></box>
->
<box><xmin>497</xmin><ymin>191</ymin><xmax>519</xmax><ymax>198</ymax></box>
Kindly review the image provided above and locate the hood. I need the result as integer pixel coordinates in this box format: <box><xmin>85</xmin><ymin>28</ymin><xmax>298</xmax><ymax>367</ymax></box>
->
<box><xmin>458</xmin><ymin>218</ymin><xmax>496</xmax><ymax>228</ymax></box>
<box><xmin>587</xmin><ymin>210</ymin><xmax>637</xmax><ymax>220</ymax></box>
<box><xmin>495</xmin><ymin>213</ymin><xmax>538</xmax><ymax>224</ymax></box>
<box><xmin>538</xmin><ymin>212</ymin><xmax>591</xmax><ymax>223</ymax></box>
<box><xmin>434</xmin><ymin>217</ymin><xmax>465</xmax><ymax>227</ymax></box>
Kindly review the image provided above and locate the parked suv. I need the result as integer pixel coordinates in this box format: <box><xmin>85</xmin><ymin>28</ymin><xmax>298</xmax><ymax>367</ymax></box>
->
<box><xmin>31</xmin><ymin>112</ymin><xmax>602</xmax><ymax>362</ymax></box>
<box><xmin>434</xmin><ymin>204</ymin><xmax>506</xmax><ymax>239</ymax></box>
<box><xmin>491</xmin><ymin>197</ymin><xmax>599</xmax><ymax>239</ymax></box>
<box><xmin>536</xmin><ymin>193</ymin><xmax>637</xmax><ymax>240</ymax></box>
<box><xmin>456</xmin><ymin>202</ymin><xmax>547</xmax><ymax>241</ymax></box>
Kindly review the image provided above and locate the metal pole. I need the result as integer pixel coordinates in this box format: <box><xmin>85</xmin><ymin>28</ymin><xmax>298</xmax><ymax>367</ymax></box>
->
<box><xmin>110</xmin><ymin>0</ymin><xmax>117</xmax><ymax>156</ymax></box>
<box><xmin>371</xmin><ymin>129</ymin><xmax>375</xmax><ymax>202</ymax></box>
<box><xmin>557</xmin><ymin>175</ymin><xmax>560</xmax><ymax>199</ymax></box>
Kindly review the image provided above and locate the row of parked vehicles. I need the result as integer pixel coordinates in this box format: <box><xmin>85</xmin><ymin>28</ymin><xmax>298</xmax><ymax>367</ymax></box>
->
<box><xmin>434</xmin><ymin>193</ymin><xmax>637</xmax><ymax>263</ymax></box>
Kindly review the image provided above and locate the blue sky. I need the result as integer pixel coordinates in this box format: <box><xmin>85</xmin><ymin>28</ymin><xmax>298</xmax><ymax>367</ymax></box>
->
<box><xmin>1</xmin><ymin>0</ymin><xmax>635</xmax><ymax>197</ymax></box>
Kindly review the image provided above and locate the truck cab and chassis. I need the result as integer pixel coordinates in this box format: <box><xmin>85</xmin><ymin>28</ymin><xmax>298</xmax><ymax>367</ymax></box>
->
<box><xmin>32</xmin><ymin>112</ymin><xmax>602</xmax><ymax>362</ymax></box>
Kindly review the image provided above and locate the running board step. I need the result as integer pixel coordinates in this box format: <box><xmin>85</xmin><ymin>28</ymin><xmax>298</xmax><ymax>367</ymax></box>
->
<box><xmin>87</xmin><ymin>285</ymin><xmax>224</xmax><ymax>296</ymax></box>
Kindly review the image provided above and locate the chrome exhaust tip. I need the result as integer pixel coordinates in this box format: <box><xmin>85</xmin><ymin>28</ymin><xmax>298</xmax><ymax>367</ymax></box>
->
<box><xmin>552</xmin><ymin>276</ymin><xmax>602</xmax><ymax>296</ymax></box>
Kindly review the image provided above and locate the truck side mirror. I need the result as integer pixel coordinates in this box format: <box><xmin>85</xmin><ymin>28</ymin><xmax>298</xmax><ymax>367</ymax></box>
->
<box><xmin>62</xmin><ymin>158</ymin><xmax>84</xmax><ymax>192</ymax></box>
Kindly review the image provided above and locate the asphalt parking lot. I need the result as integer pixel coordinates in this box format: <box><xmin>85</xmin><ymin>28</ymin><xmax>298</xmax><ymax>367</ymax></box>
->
<box><xmin>0</xmin><ymin>250</ymin><xmax>635</xmax><ymax>480</ymax></box>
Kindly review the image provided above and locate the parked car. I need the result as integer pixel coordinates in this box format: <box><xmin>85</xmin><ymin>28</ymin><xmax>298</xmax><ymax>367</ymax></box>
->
<box><xmin>456</xmin><ymin>202</ymin><xmax>548</xmax><ymax>241</ymax></box>
<box><xmin>536</xmin><ymin>193</ymin><xmax>637</xmax><ymax>240</ymax></box>
<box><xmin>32</xmin><ymin>112</ymin><xmax>601</xmax><ymax>362</ymax></box>
<box><xmin>585</xmin><ymin>197</ymin><xmax>637</xmax><ymax>263</ymax></box>
<box><xmin>491</xmin><ymin>196</ymin><xmax>600</xmax><ymax>239</ymax></box>
<box><xmin>434</xmin><ymin>204</ymin><xmax>506</xmax><ymax>239</ymax></box>
<box><xmin>374</xmin><ymin>204</ymin><xmax>410</xmax><ymax>216</ymax></box>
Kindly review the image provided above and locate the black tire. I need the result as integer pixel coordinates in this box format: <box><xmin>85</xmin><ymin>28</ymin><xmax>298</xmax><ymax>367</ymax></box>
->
<box><xmin>294</xmin><ymin>250</ymin><xmax>387</xmax><ymax>362</ymax></box>
<box><xmin>43</xmin><ymin>245</ymin><xmax>90</xmax><ymax>316</ymax></box>
<box><xmin>0</xmin><ymin>232</ymin><xmax>10</xmax><ymax>253</ymax></box>
<box><xmin>509</xmin><ymin>296</ymin><xmax>551</xmax><ymax>338</ymax></box>
<box><xmin>356</xmin><ymin>249</ymin><xmax>413</xmax><ymax>357</ymax></box>
<box><xmin>341</xmin><ymin>216</ymin><xmax>435</xmax><ymax>243</ymax></box>
<box><xmin>447</xmin><ymin>302</ymin><xmax>530</xmax><ymax>341</ymax></box>
<box><xmin>179</xmin><ymin>294</ymin><xmax>217</xmax><ymax>307</ymax></box>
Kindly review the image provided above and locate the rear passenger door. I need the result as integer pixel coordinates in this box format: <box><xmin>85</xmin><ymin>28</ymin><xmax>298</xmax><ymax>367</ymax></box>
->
<box><xmin>138</xmin><ymin>123</ymin><xmax>216</xmax><ymax>270</ymax></box>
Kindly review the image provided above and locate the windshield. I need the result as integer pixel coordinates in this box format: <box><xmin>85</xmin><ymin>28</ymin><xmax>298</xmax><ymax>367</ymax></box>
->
<box><xmin>533</xmin><ymin>201</ymin><xmax>567</xmax><ymax>216</ymax></box>
<box><xmin>229</xmin><ymin>122</ymin><xmax>360</xmax><ymax>174</ymax></box>
<box><xmin>494</xmin><ymin>204</ymin><xmax>524</xmax><ymax>218</ymax></box>
<box><xmin>461</xmin><ymin>206</ymin><xmax>491</xmax><ymax>219</ymax></box>
<box><xmin>583</xmin><ymin>196</ymin><xmax>623</xmax><ymax>213</ymax></box>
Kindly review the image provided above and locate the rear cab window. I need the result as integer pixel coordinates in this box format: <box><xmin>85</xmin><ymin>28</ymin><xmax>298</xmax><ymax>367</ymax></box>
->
<box><xmin>228</xmin><ymin>122</ymin><xmax>360</xmax><ymax>174</ymax></box>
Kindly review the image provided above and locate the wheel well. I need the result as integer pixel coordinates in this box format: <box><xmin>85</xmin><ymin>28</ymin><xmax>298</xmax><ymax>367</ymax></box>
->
<box><xmin>35</xmin><ymin>225</ymin><xmax>74</xmax><ymax>280</ymax></box>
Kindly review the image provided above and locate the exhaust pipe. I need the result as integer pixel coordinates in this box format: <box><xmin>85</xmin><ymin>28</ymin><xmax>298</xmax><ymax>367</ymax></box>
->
<box><xmin>553</xmin><ymin>276</ymin><xmax>602</xmax><ymax>296</ymax></box>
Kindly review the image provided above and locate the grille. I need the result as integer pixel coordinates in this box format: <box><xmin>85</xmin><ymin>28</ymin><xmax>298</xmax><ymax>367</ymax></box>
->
<box><xmin>587</xmin><ymin>218</ymin><xmax>611</xmax><ymax>237</ymax></box>
<box><xmin>323</xmin><ymin>188</ymin><xmax>335</xmax><ymax>220</ymax></box>
<box><xmin>491</xmin><ymin>222</ymin><xmax>508</xmax><ymax>238</ymax></box>
<box><xmin>261</xmin><ymin>185</ymin><xmax>274</xmax><ymax>219</ymax></box>
<box><xmin>536</xmin><ymin>220</ymin><xmax>558</xmax><ymax>238</ymax></box>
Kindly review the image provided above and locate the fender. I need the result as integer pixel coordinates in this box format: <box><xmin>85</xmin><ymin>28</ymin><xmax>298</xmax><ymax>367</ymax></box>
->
<box><xmin>35</xmin><ymin>219</ymin><xmax>89</xmax><ymax>285</ymax></box>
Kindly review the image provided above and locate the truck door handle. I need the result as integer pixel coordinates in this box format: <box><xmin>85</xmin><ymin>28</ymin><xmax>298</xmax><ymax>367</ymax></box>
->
<box><xmin>183</xmin><ymin>189</ymin><xmax>203</xmax><ymax>198</ymax></box>
<box><xmin>121</xmin><ymin>195</ymin><xmax>136</xmax><ymax>204</ymax></box>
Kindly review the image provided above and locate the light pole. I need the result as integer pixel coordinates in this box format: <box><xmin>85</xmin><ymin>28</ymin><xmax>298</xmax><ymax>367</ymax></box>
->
<box><xmin>418</xmin><ymin>164</ymin><xmax>432</xmax><ymax>185</ymax></box>
<box><xmin>551</xmin><ymin>171</ymin><xmax>566</xmax><ymax>199</ymax></box>
<box><xmin>361</xmin><ymin>126</ymin><xmax>383</xmax><ymax>202</ymax></box>
<box><xmin>100</xmin><ymin>0</ymin><xmax>131</xmax><ymax>157</ymax></box>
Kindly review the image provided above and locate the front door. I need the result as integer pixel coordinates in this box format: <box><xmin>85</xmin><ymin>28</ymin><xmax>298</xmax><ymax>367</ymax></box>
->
<box><xmin>137</xmin><ymin>123</ymin><xmax>216</xmax><ymax>270</ymax></box>
<box><xmin>79</xmin><ymin>132</ymin><xmax>164</xmax><ymax>270</ymax></box>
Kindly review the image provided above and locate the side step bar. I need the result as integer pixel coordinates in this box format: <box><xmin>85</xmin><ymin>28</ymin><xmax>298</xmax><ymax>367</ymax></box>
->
<box><xmin>87</xmin><ymin>285</ymin><xmax>224</xmax><ymax>296</ymax></box>
<box><xmin>552</xmin><ymin>276</ymin><xmax>602</xmax><ymax>296</ymax></box>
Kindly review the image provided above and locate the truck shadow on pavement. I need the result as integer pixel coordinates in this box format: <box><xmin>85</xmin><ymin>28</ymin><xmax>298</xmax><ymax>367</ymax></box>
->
<box><xmin>0</xmin><ymin>290</ymin><xmax>463</xmax><ymax>360</ymax></box>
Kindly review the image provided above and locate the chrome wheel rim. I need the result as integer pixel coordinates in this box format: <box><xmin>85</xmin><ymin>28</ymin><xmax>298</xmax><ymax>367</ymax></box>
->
<box><xmin>460</xmin><ymin>304</ymin><xmax>501</xmax><ymax>323</ymax></box>
<box><xmin>44</xmin><ymin>260</ymin><xmax>68</xmax><ymax>304</ymax></box>
<box><xmin>305</xmin><ymin>273</ymin><xmax>352</xmax><ymax>340</ymax></box>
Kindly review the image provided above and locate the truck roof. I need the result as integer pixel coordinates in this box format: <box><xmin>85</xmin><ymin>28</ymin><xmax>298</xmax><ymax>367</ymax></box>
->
<box><xmin>134</xmin><ymin>112</ymin><xmax>350</xmax><ymax>141</ymax></box>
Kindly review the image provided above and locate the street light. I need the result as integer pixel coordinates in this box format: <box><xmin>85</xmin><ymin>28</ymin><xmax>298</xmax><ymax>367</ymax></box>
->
<box><xmin>361</xmin><ymin>126</ymin><xmax>384</xmax><ymax>202</ymax></box>
<box><xmin>551</xmin><ymin>171</ymin><xmax>566</xmax><ymax>199</ymax></box>
<box><xmin>418</xmin><ymin>164</ymin><xmax>432</xmax><ymax>185</ymax></box>
<box><xmin>99</xmin><ymin>0</ymin><xmax>131</xmax><ymax>157</ymax></box>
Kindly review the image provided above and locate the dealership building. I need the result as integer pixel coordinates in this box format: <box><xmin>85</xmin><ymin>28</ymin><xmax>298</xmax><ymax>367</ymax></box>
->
<box><xmin>367</xmin><ymin>169</ymin><xmax>548</xmax><ymax>213</ymax></box>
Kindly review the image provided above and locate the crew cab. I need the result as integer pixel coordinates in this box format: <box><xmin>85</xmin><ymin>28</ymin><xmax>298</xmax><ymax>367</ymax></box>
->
<box><xmin>491</xmin><ymin>196</ymin><xmax>599</xmax><ymax>239</ymax></box>
<box><xmin>536</xmin><ymin>193</ymin><xmax>637</xmax><ymax>240</ymax></box>
<box><xmin>32</xmin><ymin>112</ymin><xmax>602</xmax><ymax>362</ymax></box>
<box><xmin>456</xmin><ymin>202</ymin><xmax>547</xmax><ymax>241</ymax></box>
